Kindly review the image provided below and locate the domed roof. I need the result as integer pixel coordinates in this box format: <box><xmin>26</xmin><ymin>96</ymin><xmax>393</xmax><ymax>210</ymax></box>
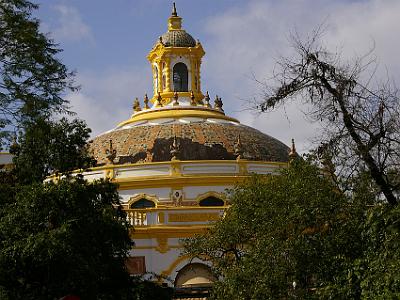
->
<box><xmin>160</xmin><ymin>30</ymin><xmax>196</xmax><ymax>47</ymax></box>
<box><xmin>90</xmin><ymin>121</ymin><xmax>290</xmax><ymax>165</ymax></box>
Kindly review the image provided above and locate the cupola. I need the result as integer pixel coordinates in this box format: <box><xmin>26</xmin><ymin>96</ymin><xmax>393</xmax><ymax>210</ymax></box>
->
<box><xmin>147</xmin><ymin>3</ymin><xmax>205</xmax><ymax>106</ymax></box>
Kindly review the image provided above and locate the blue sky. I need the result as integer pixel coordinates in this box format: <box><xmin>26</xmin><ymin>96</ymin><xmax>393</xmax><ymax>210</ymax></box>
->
<box><xmin>36</xmin><ymin>0</ymin><xmax>400</xmax><ymax>152</ymax></box>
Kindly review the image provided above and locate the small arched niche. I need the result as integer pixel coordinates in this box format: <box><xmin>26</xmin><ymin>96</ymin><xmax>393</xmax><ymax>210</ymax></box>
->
<box><xmin>175</xmin><ymin>263</ymin><xmax>215</xmax><ymax>288</ymax></box>
<box><xmin>173</xmin><ymin>62</ymin><xmax>188</xmax><ymax>92</ymax></box>
<box><xmin>199</xmin><ymin>196</ymin><xmax>225</xmax><ymax>207</ymax></box>
<box><xmin>130</xmin><ymin>198</ymin><xmax>156</xmax><ymax>209</ymax></box>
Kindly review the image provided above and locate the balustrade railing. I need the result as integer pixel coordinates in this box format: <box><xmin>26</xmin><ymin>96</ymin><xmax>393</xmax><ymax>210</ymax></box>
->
<box><xmin>126</xmin><ymin>210</ymin><xmax>148</xmax><ymax>226</ymax></box>
<box><xmin>124</xmin><ymin>207</ymin><xmax>227</xmax><ymax>227</ymax></box>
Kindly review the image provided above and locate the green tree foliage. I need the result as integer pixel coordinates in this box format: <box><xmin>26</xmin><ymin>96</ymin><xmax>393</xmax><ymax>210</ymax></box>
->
<box><xmin>0</xmin><ymin>0</ymin><xmax>76</xmax><ymax>146</ymax></box>
<box><xmin>184</xmin><ymin>161</ymin><xmax>367</xmax><ymax>299</ymax></box>
<box><xmin>0</xmin><ymin>178</ymin><xmax>133</xmax><ymax>299</ymax></box>
<box><xmin>185</xmin><ymin>161</ymin><xmax>400</xmax><ymax>299</ymax></box>
<box><xmin>11</xmin><ymin>117</ymin><xmax>96</xmax><ymax>184</ymax></box>
<box><xmin>131</xmin><ymin>278</ymin><xmax>174</xmax><ymax>300</ymax></box>
<box><xmin>0</xmin><ymin>1</ymin><xmax>174</xmax><ymax>299</ymax></box>
<box><xmin>354</xmin><ymin>205</ymin><xmax>400</xmax><ymax>299</ymax></box>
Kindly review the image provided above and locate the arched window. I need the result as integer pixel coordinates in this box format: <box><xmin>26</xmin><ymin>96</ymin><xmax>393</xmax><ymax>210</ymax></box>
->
<box><xmin>173</xmin><ymin>62</ymin><xmax>188</xmax><ymax>92</ymax></box>
<box><xmin>130</xmin><ymin>198</ymin><xmax>155</xmax><ymax>209</ymax></box>
<box><xmin>175</xmin><ymin>263</ymin><xmax>215</xmax><ymax>288</ymax></box>
<box><xmin>199</xmin><ymin>196</ymin><xmax>224</xmax><ymax>207</ymax></box>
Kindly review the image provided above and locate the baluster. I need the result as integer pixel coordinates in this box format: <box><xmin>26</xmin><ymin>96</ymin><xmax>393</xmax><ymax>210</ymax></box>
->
<box><xmin>134</xmin><ymin>211</ymin><xmax>139</xmax><ymax>226</ymax></box>
<box><xmin>143</xmin><ymin>211</ymin><xmax>147</xmax><ymax>225</ymax></box>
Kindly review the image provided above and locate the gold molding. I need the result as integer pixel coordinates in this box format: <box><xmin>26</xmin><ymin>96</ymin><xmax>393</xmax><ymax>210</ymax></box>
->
<box><xmin>126</xmin><ymin>206</ymin><xmax>229</xmax><ymax>212</ymax></box>
<box><xmin>155</xmin><ymin>237</ymin><xmax>170</xmax><ymax>254</ymax></box>
<box><xmin>170</xmin><ymin>160</ymin><xmax>181</xmax><ymax>176</ymax></box>
<box><xmin>117</xmin><ymin>107</ymin><xmax>238</xmax><ymax>127</ymax></box>
<box><xmin>158</xmin><ymin>212</ymin><xmax>165</xmax><ymax>224</ymax></box>
<box><xmin>161</xmin><ymin>254</ymin><xmax>191</xmax><ymax>278</ymax></box>
<box><xmin>127</xmin><ymin>193</ymin><xmax>159</xmax><ymax>208</ymax></box>
<box><xmin>195</xmin><ymin>191</ymin><xmax>227</xmax><ymax>205</ymax></box>
<box><xmin>160</xmin><ymin>254</ymin><xmax>211</xmax><ymax>280</ymax></box>
<box><xmin>117</xmin><ymin>175</ymin><xmax>246</xmax><ymax>190</ymax></box>
<box><xmin>131</xmin><ymin>225</ymin><xmax>211</xmax><ymax>239</ymax></box>
<box><xmin>62</xmin><ymin>159</ymin><xmax>287</xmax><ymax>173</ymax></box>
<box><xmin>133</xmin><ymin>245</ymin><xmax>181</xmax><ymax>251</ymax></box>
<box><xmin>105</xmin><ymin>168</ymin><xmax>114</xmax><ymax>180</ymax></box>
<box><xmin>47</xmin><ymin>160</ymin><xmax>288</xmax><ymax>183</ymax></box>
<box><xmin>127</xmin><ymin>206</ymin><xmax>229</xmax><ymax>211</ymax></box>
<box><xmin>168</xmin><ymin>212</ymin><xmax>221</xmax><ymax>223</ymax></box>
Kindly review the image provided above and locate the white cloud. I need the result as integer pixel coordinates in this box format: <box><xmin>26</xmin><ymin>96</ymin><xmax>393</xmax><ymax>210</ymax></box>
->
<box><xmin>201</xmin><ymin>0</ymin><xmax>400</xmax><ymax>153</ymax></box>
<box><xmin>66</xmin><ymin>66</ymin><xmax>152</xmax><ymax>138</ymax></box>
<box><xmin>52</xmin><ymin>4</ymin><xmax>93</xmax><ymax>42</ymax></box>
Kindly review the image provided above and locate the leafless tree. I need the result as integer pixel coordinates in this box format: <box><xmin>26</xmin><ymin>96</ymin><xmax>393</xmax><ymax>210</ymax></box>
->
<box><xmin>258</xmin><ymin>29</ymin><xmax>400</xmax><ymax>205</ymax></box>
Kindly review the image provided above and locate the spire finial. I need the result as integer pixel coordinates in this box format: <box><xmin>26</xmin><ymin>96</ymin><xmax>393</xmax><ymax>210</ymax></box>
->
<box><xmin>170</xmin><ymin>135</ymin><xmax>180</xmax><ymax>161</ymax></box>
<box><xmin>204</xmin><ymin>91</ymin><xmax>211</xmax><ymax>108</ymax></box>
<box><xmin>214</xmin><ymin>95</ymin><xmax>224</xmax><ymax>111</ymax></box>
<box><xmin>234</xmin><ymin>134</ymin><xmax>244</xmax><ymax>160</ymax></box>
<box><xmin>172</xmin><ymin>2</ymin><xmax>177</xmax><ymax>17</ymax></box>
<box><xmin>173</xmin><ymin>91</ymin><xmax>179</xmax><ymax>106</ymax></box>
<box><xmin>289</xmin><ymin>138</ymin><xmax>297</xmax><ymax>161</ymax></box>
<box><xmin>143</xmin><ymin>94</ymin><xmax>150</xmax><ymax>109</ymax></box>
<box><xmin>105</xmin><ymin>139</ymin><xmax>117</xmax><ymax>164</ymax></box>
<box><xmin>133</xmin><ymin>97</ymin><xmax>141</xmax><ymax>112</ymax></box>
<box><xmin>168</xmin><ymin>2</ymin><xmax>182</xmax><ymax>30</ymax></box>
<box><xmin>155</xmin><ymin>91</ymin><xmax>163</xmax><ymax>107</ymax></box>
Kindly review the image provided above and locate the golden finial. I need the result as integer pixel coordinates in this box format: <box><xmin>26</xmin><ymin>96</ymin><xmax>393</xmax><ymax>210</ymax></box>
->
<box><xmin>234</xmin><ymin>134</ymin><xmax>244</xmax><ymax>160</ymax></box>
<box><xmin>143</xmin><ymin>94</ymin><xmax>150</xmax><ymax>109</ymax></box>
<box><xmin>214</xmin><ymin>95</ymin><xmax>224</xmax><ymax>111</ymax></box>
<box><xmin>133</xmin><ymin>97</ymin><xmax>141</xmax><ymax>112</ymax></box>
<box><xmin>155</xmin><ymin>91</ymin><xmax>163</xmax><ymax>107</ymax></box>
<box><xmin>172</xmin><ymin>2</ymin><xmax>177</xmax><ymax>17</ymax></box>
<box><xmin>170</xmin><ymin>135</ymin><xmax>180</xmax><ymax>161</ymax></box>
<box><xmin>190</xmin><ymin>90</ymin><xmax>196</xmax><ymax>106</ymax></box>
<box><xmin>289</xmin><ymin>138</ymin><xmax>297</xmax><ymax>162</ymax></box>
<box><xmin>105</xmin><ymin>139</ymin><xmax>117</xmax><ymax>164</ymax></box>
<box><xmin>204</xmin><ymin>91</ymin><xmax>211</xmax><ymax>108</ymax></box>
<box><xmin>173</xmin><ymin>91</ymin><xmax>179</xmax><ymax>106</ymax></box>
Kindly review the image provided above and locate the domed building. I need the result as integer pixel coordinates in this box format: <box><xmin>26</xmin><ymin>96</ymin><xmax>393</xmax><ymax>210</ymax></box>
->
<box><xmin>84</xmin><ymin>4</ymin><xmax>294</xmax><ymax>292</ymax></box>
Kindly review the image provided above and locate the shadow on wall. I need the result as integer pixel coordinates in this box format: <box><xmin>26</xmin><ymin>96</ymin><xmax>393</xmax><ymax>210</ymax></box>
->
<box><xmin>96</xmin><ymin>136</ymin><xmax>235</xmax><ymax>165</ymax></box>
<box><xmin>152</xmin><ymin>137</ymin><xmax>235</xmax><ymax>161</ymax></box>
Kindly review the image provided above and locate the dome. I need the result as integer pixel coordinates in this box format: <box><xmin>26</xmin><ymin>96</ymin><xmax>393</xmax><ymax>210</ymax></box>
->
<box><xmin>75</xmin><ymin>4</ymin><xmax>297</xmax><ymax>290</ymax></box>
<box><xmin>160</xmin><ymin>30</ymin><xmax>196</xmax><ymax>47</ymax></box>
<box><xmin>90</xmin><ymin>120</ymin><xmax>290</xmax><ymax>165</ymax></box>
